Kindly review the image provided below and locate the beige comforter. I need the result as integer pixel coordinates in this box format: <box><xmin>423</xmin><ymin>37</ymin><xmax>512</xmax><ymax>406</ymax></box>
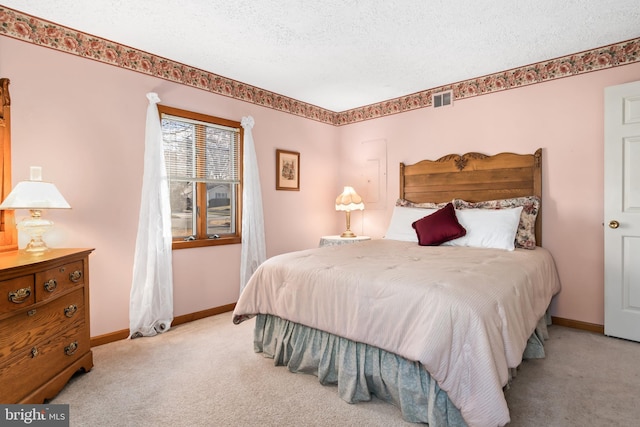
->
<box><xmin>233</xmin><ymin>239</ymin><xmax>561</xmax><ymax>427</ymax></box>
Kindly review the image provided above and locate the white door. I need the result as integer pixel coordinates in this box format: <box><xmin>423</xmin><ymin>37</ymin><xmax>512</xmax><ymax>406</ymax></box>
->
<box><xmin>604</xmin><ymin>80</ymin><xmax>640</xmax><ymax>342</ymax></box>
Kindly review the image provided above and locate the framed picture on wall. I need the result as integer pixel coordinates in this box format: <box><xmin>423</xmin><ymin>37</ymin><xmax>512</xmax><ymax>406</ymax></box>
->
<box><xmin>276</xmin><ymin>149</ymin><xmax>300</xmax><ymax>191</ymax></box>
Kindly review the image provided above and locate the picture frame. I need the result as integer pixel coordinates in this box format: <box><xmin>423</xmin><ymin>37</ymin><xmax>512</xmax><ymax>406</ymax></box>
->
<box><xmin>276</xmin><ymin>149</ymin><xmax>300</xmax><ymax>191</ymax></box>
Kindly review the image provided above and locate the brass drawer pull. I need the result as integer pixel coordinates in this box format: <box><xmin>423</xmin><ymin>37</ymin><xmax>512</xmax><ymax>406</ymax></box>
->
<box><xmin>64</xmin><ymin>341</ymin><xmax>78</xmax><ymax>356</ymax></box>
<box><xmin>64</xmin><ymin>304</ymin><xmax>78</xmax><ymax>318</ymax></box>
<box><xmin>8</xmin><ymin>287</ymin><xmax>31</xmax><ymax>304</ymax></box>
<box><xmin>44</xmin><ymin>279</ymin><xmax>58</xmax><ymax>292</ymax></box>
<box><xmin>69</xmin><ymin>270</ymin><xmax>83</xmax><ymax>283</ymax></box>
<box><xmin>31</xmin><ymin>347</ymin><xmax>39</xmax><ymax>358</ymax></box>
<box><xmin>27</xmin><ymin>309</ymin><xmax>37</xmax><ymax>316</ymax></box>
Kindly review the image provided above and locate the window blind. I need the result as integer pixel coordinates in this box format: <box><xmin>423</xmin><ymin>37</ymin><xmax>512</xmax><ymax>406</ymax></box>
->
<box><xmin>161</xmin><ymin>114</ymin><xmax>240</xmax><ymax>184</ymax></box>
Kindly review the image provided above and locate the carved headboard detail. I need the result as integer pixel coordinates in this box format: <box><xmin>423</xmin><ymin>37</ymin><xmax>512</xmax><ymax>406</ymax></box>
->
<box><xmin>435</xmin><ymin>152</ymin><xmax>490</xmax><ymax>171</ymax></box>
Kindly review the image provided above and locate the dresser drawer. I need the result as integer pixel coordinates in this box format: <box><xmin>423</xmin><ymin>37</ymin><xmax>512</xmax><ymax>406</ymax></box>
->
<box><xmin>35</xmin><ymin>260</ymin><xmax>84</xmax><ymax>303</ymax></box>
<box><xmin>0</xmin><ymin>323</ymin><xmax>90</xmax><ymax>403</ymax></box>
<box><xmin>0</xmin><ymin>275</ymin><xmax>35</xmax><ymax>314</ymax></box>
<box><xmin>0</xmin><ymin>288</ymin><xmax>85</xmax><ymax>364</ymax></box>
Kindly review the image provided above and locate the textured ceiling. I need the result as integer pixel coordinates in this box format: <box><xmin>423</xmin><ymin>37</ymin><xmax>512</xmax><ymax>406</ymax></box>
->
<box><xmin>2</xmin><ymin>1</ymin><xmax>640</xmax><ymax>112</ymax></box>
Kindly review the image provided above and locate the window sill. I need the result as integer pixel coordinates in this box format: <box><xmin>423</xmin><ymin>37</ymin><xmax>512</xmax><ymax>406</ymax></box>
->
<box><xmin>172</xmin><ymin>236</ymin><xmax>241</xmax><ymax>250</ymax></box>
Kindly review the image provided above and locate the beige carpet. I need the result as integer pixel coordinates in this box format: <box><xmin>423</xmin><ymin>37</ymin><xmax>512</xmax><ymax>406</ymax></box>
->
<box><xmin>52</xmin><ymin>312</ymin><xmax>640</xmax><ymax>426</ymax></box>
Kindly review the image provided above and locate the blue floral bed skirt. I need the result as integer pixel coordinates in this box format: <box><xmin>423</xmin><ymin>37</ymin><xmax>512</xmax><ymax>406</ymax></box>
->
<box><xmin>253</xmin><ymin>313</ymin><xmax>550</xmax><ymax>426</ymax></box>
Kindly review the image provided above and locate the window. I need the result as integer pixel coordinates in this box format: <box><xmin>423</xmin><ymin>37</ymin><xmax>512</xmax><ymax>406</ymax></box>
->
<box><xmin>158</xmin><ymin>105</ymin><xmax>243</xmax><ymax>249</ymax></box>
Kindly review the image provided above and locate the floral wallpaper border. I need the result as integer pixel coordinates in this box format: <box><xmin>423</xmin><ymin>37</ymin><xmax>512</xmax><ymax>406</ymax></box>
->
<box><xmin>1</xmin><ymin>6</ymin><xmax>639</xmax><ymax>126</ymax></box>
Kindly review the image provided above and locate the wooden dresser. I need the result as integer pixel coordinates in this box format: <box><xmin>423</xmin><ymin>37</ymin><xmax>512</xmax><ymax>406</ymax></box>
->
<box><xmin>0</xmin><ymin>248</ymin><xmax>94</xmax><ymax>403</ymax></box>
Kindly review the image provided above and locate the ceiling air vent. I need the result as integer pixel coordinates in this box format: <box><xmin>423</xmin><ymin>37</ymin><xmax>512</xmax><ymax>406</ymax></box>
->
<box><xmin>432</xmin><ymin>90</ymin><xmax>453</xmax><ymax>108</ymax></box>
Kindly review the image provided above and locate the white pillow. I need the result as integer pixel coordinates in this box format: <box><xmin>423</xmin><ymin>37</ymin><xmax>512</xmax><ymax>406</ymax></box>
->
<box><xmin>384</xmin><ymin>206</ymin><xmax>436</xmax><ymax>242</ymax></box>
<box><xmin>442</xmin><ymin>206</ymin><xmax>523</xmax><ymax>251</ymax></box>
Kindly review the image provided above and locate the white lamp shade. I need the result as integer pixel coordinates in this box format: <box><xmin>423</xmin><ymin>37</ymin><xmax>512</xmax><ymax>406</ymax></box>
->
<box><xmin>0</xmin><ymin>181</ymin><xmax>71</xmax><ymax>210</ymax></box>
<box><xmin>335</xmin><ymin>186</ymin><xmax>364</xmax><ymax>211</ymax></box>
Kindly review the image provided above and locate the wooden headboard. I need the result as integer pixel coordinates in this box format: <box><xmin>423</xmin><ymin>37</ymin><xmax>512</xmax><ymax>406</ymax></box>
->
<box><xmin>400</xmin><ymin>149</ymin><xmax>542</xmax><ymax>245</ymax></box>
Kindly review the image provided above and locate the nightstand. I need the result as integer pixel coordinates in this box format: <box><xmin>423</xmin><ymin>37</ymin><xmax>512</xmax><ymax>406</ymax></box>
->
<box><xmin>319</xmin><ymin>235</ymin><xmax>371</xmax><ymax>247</ymax></box>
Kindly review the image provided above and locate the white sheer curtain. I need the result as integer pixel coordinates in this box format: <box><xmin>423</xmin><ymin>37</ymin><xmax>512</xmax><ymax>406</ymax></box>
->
<box><xmin>129</xmin><ymin>92</ymin><xmax>174</xmax><ymax>338</ymax></box>
<box><xmin>240</xmin><ymin>116</ymin><xmax>266</xmax><ymax>293</ymax></box>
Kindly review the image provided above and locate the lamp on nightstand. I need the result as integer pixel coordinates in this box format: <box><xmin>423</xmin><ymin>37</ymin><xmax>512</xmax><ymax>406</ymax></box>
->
<box><xmin>0</xmin><ymin>166</ymin><xmax>71</xmax><ymax>253</ymax></box>
<box><xmin>335</xmin><ymin>186</ymin><xmax>364</xmax><ymax>238</ymax></box>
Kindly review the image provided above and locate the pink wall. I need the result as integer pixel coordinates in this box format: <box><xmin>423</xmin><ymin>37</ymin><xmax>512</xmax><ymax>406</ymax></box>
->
<box><xmin>339</xmin><ymin>62</ymin><xmax>640</xmax><ymax>325</ymax></box>
<box><xmin>2</xmin><ymin>34</ymin><xmax>639</xmax><ymax>334</ymax></box>
<box><xmin>0</xmin><ymin>37</ymin><xmax>341</xmax><ymax>336</ymax></box>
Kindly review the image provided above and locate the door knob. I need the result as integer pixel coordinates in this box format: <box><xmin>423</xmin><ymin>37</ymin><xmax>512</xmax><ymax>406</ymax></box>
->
<box><xmin>609</xmin><ymin>220</ymin><xmax>620</xmax><ymax>229</ymax></box>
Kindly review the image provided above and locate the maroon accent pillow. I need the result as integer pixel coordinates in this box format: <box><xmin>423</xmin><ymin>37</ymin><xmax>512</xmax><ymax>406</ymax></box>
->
<box><xmin>411</xmin><ymin>202</ymin><xmax>466</xmax><ymax>246</ymax></box>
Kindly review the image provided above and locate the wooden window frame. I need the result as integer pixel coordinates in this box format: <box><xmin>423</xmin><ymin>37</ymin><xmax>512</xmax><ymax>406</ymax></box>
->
<box><xmin>158</xmin><ymin>105</ymin><xmax>243</xmax><ymax>250</ymax></box>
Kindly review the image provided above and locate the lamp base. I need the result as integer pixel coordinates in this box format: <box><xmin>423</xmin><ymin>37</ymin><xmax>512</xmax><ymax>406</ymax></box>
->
<box><xmin>340</xmin><ymin>210</ymin><xmax>357</xmax><ymax>238</ymax></box>
<box><xmin>17</xmin><ymin>212</ymin><xmax>54</xmax><ymax>254</ymax></box>
<box><xmin>24</xmin><ymin>237</ymin><xmax>50</xmax><ymax>254</ymax></box>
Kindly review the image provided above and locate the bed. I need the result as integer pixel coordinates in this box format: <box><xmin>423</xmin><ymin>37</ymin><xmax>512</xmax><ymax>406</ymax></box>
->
<box><xmin>233</xmin><ymin>149</ymin><xmax>561</xmax><ymax>427</ymax></box>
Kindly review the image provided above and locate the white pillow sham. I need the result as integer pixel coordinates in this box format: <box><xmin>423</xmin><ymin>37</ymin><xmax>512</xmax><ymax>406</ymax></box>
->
<box><xmin>384</xmin><ymin>206</ymin><xmax>436</xmax><ymax>242</ymax></box>
<box><xmin>442</xmin><ymin>206</ymin><xmax>523</xmax><ymax>251</ymax></box>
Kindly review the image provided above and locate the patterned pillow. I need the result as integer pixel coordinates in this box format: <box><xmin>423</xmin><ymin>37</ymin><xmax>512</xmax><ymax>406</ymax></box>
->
<box><xmin>452</xmin><ymin>196</ymin><xmax>540</xmax><ymax>249</ymax></box>
<box><xmin>396</xmin><ymin>198</ymin><xmax>450</xmax><ymax>209</ymax></box>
